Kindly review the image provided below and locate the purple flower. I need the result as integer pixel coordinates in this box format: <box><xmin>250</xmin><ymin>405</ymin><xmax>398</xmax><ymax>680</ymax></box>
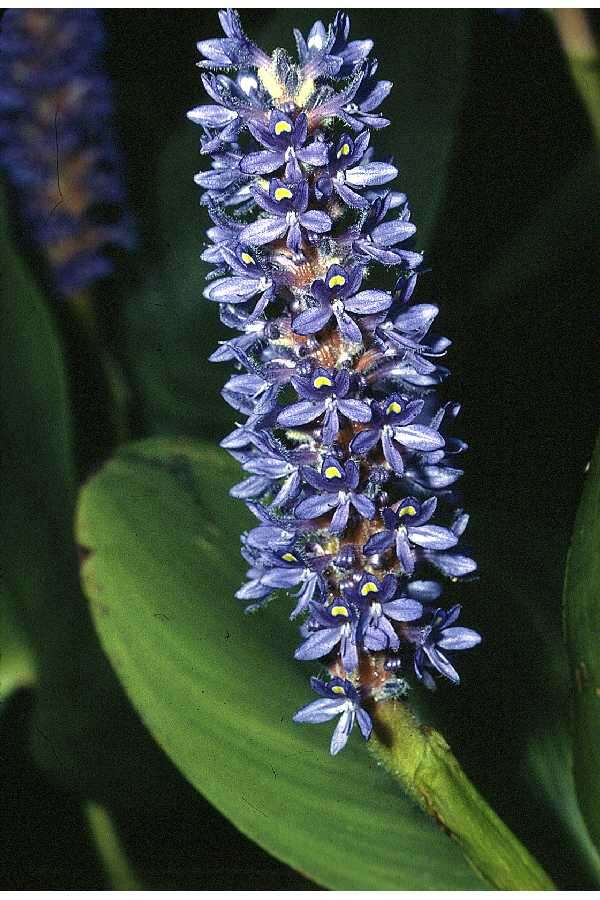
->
<box><xmin>236</xmin><ymin>544</ymin><xmax>325</xmax><ymax>617</ymax></box>
<box><xmin>364</xmin><ymin>497</ymin><xmax>458</xmax><ymax>575</ymax></box>
<box><xmin>351</xmin><ymin>192</ymin><xmax>422</xmax><ymax>267</ymax></box>
<box><xmin>408</xmin><ymin>605</ymin><xmax>482</xmax><ymax>689</ymax></box>
<box><xmin>196</xmin><ymin>9</ymin><xmax>271</xmax><ymax>71</ymax></box>
<box><xmin>350</xmin><ymin>393</ymin><xmax>444</xmax><ymax>474</ymax></box>
<box><xmin>277</xmin><ymin>367</ymin><xmax>371</xmax><ymax>445</ymax></box>
<box><xmin>293</xmin><ymin>676</ymin><xmax>372</xmax><ymax>755</ymax></box>
<box><xmin>316</xmin><ymin>130</ymin><xmax>398</xmax><ymax>211</ymax></box>
<box><xmin>343</xmin><ymin>573</ymin><xmax>423</xmax><ymax>651</ymax></box>
<box><xmin>241</xmin><ymin>110</ymin><xmax>329</xmax><ymax>177</ymax></box>
<box><xmin>295</xmin><ymin>455</ymin><xmax>375</xmax><ymax>533</ymax></box>
<box><xmin>295</xmin><ymin>601</ymin><xmax>361</xmax><ymax>672</ymax></box>
<box><xmin>240</xmin><ymin>178</ymin><xmax>331</xmax><ymax>252</ymax></box>
<box><xmin>293</xmin><ymin>264</ymin><xmax>392</xmax><ymax>343</ymax></box>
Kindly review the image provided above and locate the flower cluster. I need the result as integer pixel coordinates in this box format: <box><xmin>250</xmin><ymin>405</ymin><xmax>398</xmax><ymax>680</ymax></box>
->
<box><xmin>0</xmin><ymin>9</ymin><xmax>135</xmax><ymax>296</ymax></box>
<box><xmin>191</xmin><ymin>10</ymin><xmax>481</xmax><ymax>755</ymax></box>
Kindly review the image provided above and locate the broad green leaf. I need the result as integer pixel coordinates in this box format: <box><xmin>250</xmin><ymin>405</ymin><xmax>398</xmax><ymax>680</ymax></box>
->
<box><xmin>78</xmin><ymin>438</ymin><xmax>488</xmax><ymax>890</ymax></box>
<box><xmin>124</xmin><ymin>10</ymin><xmax>470</xmax><ymax>440</ymax></box>
<box><xmin>563</xmin><ymin>430</ymin><xmax>600</xmax><ymax>850</ymax></box>
<box><xmin>0</xmin><ymin>183</ymin><xmax>73</xmax><ymax>706</ymax></box>
<box><xmin>0</xmin><ymin>183</ymin><xmax>201</xmax><ymax>807</ymax></box>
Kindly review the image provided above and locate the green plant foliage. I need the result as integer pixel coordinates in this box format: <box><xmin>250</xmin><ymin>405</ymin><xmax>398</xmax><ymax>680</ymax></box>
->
<box><xmin>0</xmin><ymin>184</ymin><xmax>74</xmax><ymax>707</ymax></box>
<box><xmin>78</xmin><ymin>438</ymin><xmax>490</xmax><ymax>890</ymax></box>
<box><xmin>0</xmin><ymin>183</ymin><xmax>205</xmax><ymax>809</ymax></box>
<box><xmin>563</xmin><ymin>431</ymin><xmax>600</xmax><ymax>851</ymax></box>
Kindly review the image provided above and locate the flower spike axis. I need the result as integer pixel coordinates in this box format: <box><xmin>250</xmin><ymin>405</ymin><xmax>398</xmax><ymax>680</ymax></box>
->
<box><xmin>190</xmin><ymin>9</ymin><xmax>481</xmax><ymax>755</ymax></box>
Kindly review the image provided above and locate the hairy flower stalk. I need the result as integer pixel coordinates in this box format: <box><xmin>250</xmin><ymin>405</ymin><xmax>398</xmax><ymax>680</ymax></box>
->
<box><xmin>0</xmin><ymin>9</ymin><xmax>135</xmax><ymax>296</ymax></box>
<box><xmin>191</xmin><ymin>9</ymin><xmax>481</xmax><ymax>755</ymax></box>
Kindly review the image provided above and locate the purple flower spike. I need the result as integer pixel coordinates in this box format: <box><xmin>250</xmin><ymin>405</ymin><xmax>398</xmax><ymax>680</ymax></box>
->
<box><xmin>192</xmin><ymin>9</ymin><xmax>480</xmax><ymax>755</ymax></box>
<box><xmin>0</xmin><ymin>9</ymin><xmax>135</xmax><ymax>296</ymax></box>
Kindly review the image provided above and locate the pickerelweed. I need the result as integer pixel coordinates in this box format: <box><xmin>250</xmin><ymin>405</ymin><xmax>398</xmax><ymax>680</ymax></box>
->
<box><xmin>190</xmin><ymin>9</ymin><xmax>481</xmax><ymax>755</ymax></box>
<box><xmin>0</xmin><ymin>9</ymin><xmax>135</xmax><ymax>296</ymax></box>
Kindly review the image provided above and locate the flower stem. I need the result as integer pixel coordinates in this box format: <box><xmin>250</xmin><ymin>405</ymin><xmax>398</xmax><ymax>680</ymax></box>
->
<box><xmin>369</xmin><ymin>700</ymin><xmax>555</xmax><ymax>890</ymax></box>
<box><xmin>84</xmin><ymin>801</ymin><xmax>142</xmax><ymax>890</ymax></box>
<box><xmin>550</xmin><ymin>8</ymin><xmax>600</xmax><ymax>149</ymax></box>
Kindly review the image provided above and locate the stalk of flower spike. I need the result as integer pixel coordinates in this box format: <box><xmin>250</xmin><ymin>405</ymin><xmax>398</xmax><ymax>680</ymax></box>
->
<box><xmin>0</xmin><ymin>9</ymin><xmax>135</xmax><ymax>297</ymax></box>
<box><xmin>191</xmin><ymin>9</ymin><xmax>481</xmax><ymax>757</ymax></box>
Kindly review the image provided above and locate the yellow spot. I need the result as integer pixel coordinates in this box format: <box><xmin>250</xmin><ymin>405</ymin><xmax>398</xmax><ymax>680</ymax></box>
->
<box><xmin>257</xmin><ymin>178</ymin><xmax>269</xmax><ymax>190</ymax></box>
<box><xmin>274</xmin><ymin>119</ymin><xmax>292</xmax><ymax>135</ymax></box>
<box><xmin>337</xmin><ymin>142</ymin><xmax>351</xmax><ymax>159</ymax></box>
<box><xmin>360</xmin><ymin>581</ymin><xmax>379</xmax><ymax>596</ymax></box>
<box><xmin>282</xmin><ymin>552</ymin><xmax>297</xmax><ymax>563</ymax></box>
<box><xmin>331</xmin><ymin>605</ymin><xmax>349</xmax><ymax>618</ymax></box>
<box><xmin>331</xmin><ymin>685</ymin><xmax>346</xmax><ymax>695</ymax></box>
<box><xmin>325</xmin><ymin>466</ymin><xmax>343</xmax><ymax>479</ymax></box>
<box><xmin>328</xmin><ymin>274</ymin><xmax>346</xmax><ymax>289</ymax></box>
<box><xmin>398</xmin><ymin>505</ymin><xmax>417</xmax><ymax>518</ymax></box>
<box><xmin>314</xmin><ymin>375</ymin><xmax>333</xmax><ymax>389</ymax></box>
<box><xmin>295</xmin><ymin>77</ymin><xmax>315</xmax><ymax>108</ymax></box>
<box><xmin>258</xmin><ymin>65</ymin><xmax>284</xmax><ymax>100</ymax></box>
<box><xmin>274</xmin><ymin>186</ymin><xmax>293</xmax><ymax>202</ymax></box>
<box><xmin>387</xmin><ymin>401</ymin><xmax>402</xmax><ymax>415</ymax></box>
<box><xmin>241</xmin><ymin>252</ymin><xmax>256</xmax><ymax>266</ymax></box>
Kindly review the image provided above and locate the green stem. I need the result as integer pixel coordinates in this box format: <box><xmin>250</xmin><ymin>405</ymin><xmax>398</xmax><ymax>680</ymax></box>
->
<box><xmin>550</xmin><ymin>8</ymin><xmax>600</xmax><ymax>148</ymax></box>
<box><xmin>369</xmin><ymin>701</ymin><xmax>555</xmax><ymax>890</ymax></box>
<box><xmin>84</xmin><ymin>801</ymin><xmax>142</xmax><ymax>890</ymax></box>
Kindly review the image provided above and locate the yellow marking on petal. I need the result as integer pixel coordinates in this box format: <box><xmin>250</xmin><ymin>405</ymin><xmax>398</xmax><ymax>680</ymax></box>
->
<box><xmin>337</xmin><ymin>142</ymin><xmax>351</xmax><ymax>159</ymax></box>
<box><xmin>274</xmin><ymin>186</ymin><xmax>293</xmax><ymax>202</ymax></box>
<box><xmin>257</xmin><ymin>178</ymin><xmax>269</xmax><ymax>190</ymax></box>
<box><xmin>331</xmin><ymin>605</ymin><xmax>349</xmax><ymax>618</ymax></box>
<box><xmin>328</xmin><ymin>274</ymin><xmax>346</xmax><ymax>289</ymax></box>
<box><xmin>241</xmin><ymin>252</ymin><xmax>256</xmax><ymax>266</ymax></box>
<box><xmin>274</xmin><ymin>119</ymin><xmax>292</xmax><ymax>135</ymax></box>
<box><xmin>313</xmin><ymin>375</ymin><xmax>333</xmax><ymax>389</ymax></box>
<box><xmin>360</xmin><ymin>581</ymin><xmax>379</xmax><ymax>596</ymax></box>
<box><xmin>387</xmin><ymin>401</ymin><xmax>402</xmax><ymax>415</ymax></box>
<box><xmin>295</xmin><ymin>77</ymin><xmax>315</xmax><ymax>108</ymax></box>
<box><xmin>331</xmin><ymin>685</ymin><xmax>346</xmax><ymax>695</ymax></box>
<box><xmin>282</xmin><ymin>552</ymin><xmax>297</xmax><ymax>563</ymax></box>
<box><xmin>398</xmin><ymin>504</ymin><xmax>417</xmax><ymax>518</ymax></box>
<box><xmin>325</xmin><ymin>466</ymin><xmax>343</xmax><ymax>479</ymax></box>
<box><xmin>258</xmin><ymin>65</ymin><xmax>284</xmax><ymax>100</ymax></box>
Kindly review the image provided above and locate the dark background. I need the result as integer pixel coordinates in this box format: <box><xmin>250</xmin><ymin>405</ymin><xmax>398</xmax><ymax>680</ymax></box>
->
<box><xmin>1</xmin><ymin>8</ymin><xmax>599</xmax><ymax>889</ymax></box>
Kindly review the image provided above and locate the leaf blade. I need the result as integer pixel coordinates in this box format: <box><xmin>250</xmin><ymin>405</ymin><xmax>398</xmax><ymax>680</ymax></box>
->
<box><xmin>563</xmin><ymin>430</ymin><xmax>600</xmax><ymax>851</ymax></box>
<box><xmin>78</xmin><ymin>438</ymin><xmax>488</xmax><ymax>890</ymax></box>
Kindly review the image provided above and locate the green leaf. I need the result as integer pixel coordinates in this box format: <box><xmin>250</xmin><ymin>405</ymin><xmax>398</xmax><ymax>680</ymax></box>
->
<box><xmin>77</xmin><ymin>438</ymin><xmax>489</xmax><ymax>890</ymax></box>
<box><xmin>84</xmin><ymin>802</ymin><xmax>143</xmax><ymax>890</ymax></box>
<box><xmin>0</xmin><ymin>183</ymin><xmax>203</xmax><ymax>808</ymax></box>
<box><xmin>0</xmin><ymin>600</ymin><xmax>36</xmax><ymax>708</ymax></box>
<box><xmin>563</xmin><ymin>430</ymin><xmax>600</xmax><ymax>851</ymax></box>
<box><xmin>0</xmin><ymin>182</ymin><xmax>74</xmax><ymax>705</ymax></box>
